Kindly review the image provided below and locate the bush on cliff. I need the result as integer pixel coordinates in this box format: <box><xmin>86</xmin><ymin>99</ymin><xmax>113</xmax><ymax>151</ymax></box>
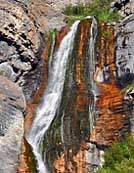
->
<box><xmin>98</xmin><ymin>135</ymin><xmax>134</xmax><ymax>173</ymax></box>
<box><xmin>64</xmin><ymin>0</ymin><xmax>121</xmax><ymax>25</ymax></box>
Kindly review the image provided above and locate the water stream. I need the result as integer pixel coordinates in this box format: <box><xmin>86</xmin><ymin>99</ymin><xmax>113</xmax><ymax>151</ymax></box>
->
<box><xmin>88</xmin><ymin>17</ymin><xmax>98</xmax><ymax>132</ymax></box>
<box><xmin>26</xmin><ymin>21</ymin><xmax>80</xmax><ymax>173</ymax></box>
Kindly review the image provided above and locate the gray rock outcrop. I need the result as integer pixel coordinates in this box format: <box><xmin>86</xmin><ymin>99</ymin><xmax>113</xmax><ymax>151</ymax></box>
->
<box><xmin>115</xmin><ymin>15</ymin><xmax>134</xmax><ymax>85</ymax></box>
<box><xmin>0</xmin><ymin>0</ymin><xmax>65</xmax><ymax>100</ymax></box>
<box><xmin>115</xmin><ymin>14</ymin><xmax>134</xmax><ymax>137</ymax></box>
<box><xmin>0</xmin><ymin>76</ymin><xmax>26</xmax><ymax>173</ymax></box>
<box><xmin>113</xmin><ymin>0</ymin><xmax>134</xmax><ymax>16</ymax></box>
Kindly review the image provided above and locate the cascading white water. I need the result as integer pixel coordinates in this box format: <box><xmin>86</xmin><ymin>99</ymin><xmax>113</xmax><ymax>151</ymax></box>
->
<box><xmin>26</xmin><ymin>21</ymin><xmax>80</xmax><ymax>173</ymax></box>
<box><xmin>88</xmin><ymin>17</ymin><xmax>98</xmax><ymax>132</ymax></box>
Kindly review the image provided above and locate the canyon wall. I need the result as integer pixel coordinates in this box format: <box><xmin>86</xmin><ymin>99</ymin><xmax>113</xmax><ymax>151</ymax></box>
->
<box><xmin>0</xmin><ymin>0</ymin><xmax>134</xmax><ymax>173</ymax></box>
<box><xmin>0</xmin><ymin>0</ymin><xmax>65</xmax><ymax>172</ymax></box>
<box><xmin>41</xmin><ymin>18</ymin><xmax>133</xmax><ymax>173</ymax></box>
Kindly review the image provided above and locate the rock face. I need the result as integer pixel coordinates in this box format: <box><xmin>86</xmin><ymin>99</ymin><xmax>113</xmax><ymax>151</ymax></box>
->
<box><xmin>0</xmin><ymin>0</ymin><xmax>65</xmax><ymax>100</ymax></box>
<box><xmin>31</xmin><ymin>18</ymin><xmax>133</xmax><ymax>173</ymax></box>
<box><xmin>113</xmin><ymin>0</ymin><xmax>134</xmax><ymax>16</ymax></box>
<box><xmin>0</xmin><ymin>0</ymin><xmax>134</xmax><ymax>173</ymax></box>
<box><xmin>124</xmin><ymin>88</ymin><xmax>134</xmax><ymax>133</ymax></box>
<box><xmin>115</xmin><ymin>14</ymin><xmax>134</xmax><ymax>135</ymax></box>
<box><xmin>0</xmin><ymin>0</ymin><xmax>41</xmax><ymax>99</ymax></box>
<box><xmin>0</xmin><ymin>76</ymin><xmax>26</xmax><ymax>173</ymax></box>
<box><xmin>115</xmin><ymin>15</ymin><xmax>134</xmax><ymax>82</ymax></box>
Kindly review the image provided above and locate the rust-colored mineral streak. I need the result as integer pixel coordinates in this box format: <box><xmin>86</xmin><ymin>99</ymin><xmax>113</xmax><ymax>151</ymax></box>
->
<box><xmin>53</xmin><ymin>19</ymin><xmax>92</xmax><ymax>173</ymax></box>
<box><xmin>90</xmin><ymin>24</ymin><xmax>129</xmax><ymax>146</ymax></box>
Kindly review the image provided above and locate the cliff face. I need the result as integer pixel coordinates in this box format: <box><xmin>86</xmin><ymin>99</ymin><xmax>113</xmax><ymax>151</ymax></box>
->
<box><xmin>0</xmin><ymin>0</ymin><xmax>65</xmax><ymax>100</ymax></box>
<box><xmin>0</xmin><ymin>0</ymin><xmax>134</xmax><ymax>173</ymax></box>
<box><xmin>43</xmin><ymin>20</ymin><xmax>132</xmax><ymax>173</ymax></box>
<box><xmin>113</xmin><ymin>0</ymin><xmax>134</xmax><ymax>16</ymax></box>
<box><xmin>0</xmin><ymin>0</ymin><xmax>66</xmax><ymax>172</ymax></box>
<box><xmin>0</xmin><ymin>76</ymin><xmax>26</xmax><ymax>173</ymax></box>
<box><xmin>115</xmin><ymin>15</ymin><xmax>134</xmax><ymax>133</ymax></box>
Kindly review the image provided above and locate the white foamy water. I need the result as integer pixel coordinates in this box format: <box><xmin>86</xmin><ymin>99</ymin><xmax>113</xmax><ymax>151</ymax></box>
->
<box><xmin>26</xmin><ymin>21</ymin><xmax>80</xmax><ymax>173</ymax></box>
<box><xmin>88</xmin><ymin>17</ymin><xmax>98</xmax><ymax>132</ymax></box>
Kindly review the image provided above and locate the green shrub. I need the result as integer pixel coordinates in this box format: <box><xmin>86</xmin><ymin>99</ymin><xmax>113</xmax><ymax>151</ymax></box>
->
<box><xmin>121</xmin><ymin>83</ymin><xmax>134</xmax><ymax>93</ymax></box>
<box><xmin>98</xmin><ymin>135</ymin><xmax>134</xmax><ymax>173</ymax></box>
<box><xmin>64</xmin><ymin>0</ymin><xmax>122</xmax><ymax>24</ymax></box>
<box><xmin>64</xmin><ymin>15</ymin><xmax>84</xmax><ymax>26</ymax></box>
<box><xmin>64</xmin><ymin>4</ymin><xmax>85</xmax><ymax>16</ymax></box>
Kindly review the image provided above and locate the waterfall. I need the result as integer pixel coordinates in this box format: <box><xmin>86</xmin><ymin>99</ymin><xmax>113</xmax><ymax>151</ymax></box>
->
<box><xmin>88</xmin><ymin>17</ymin><xmax>98</xmax><ymax>132</ymax></box>
<box><xmin>26</xmin><ymin>21</ymin><xmax>80</xmax><ymax>173</ymax></box>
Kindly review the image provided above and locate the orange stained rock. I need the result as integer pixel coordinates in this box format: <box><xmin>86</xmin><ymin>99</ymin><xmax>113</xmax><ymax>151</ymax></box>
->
<box><xmin>53</xmin><ymin>19</ymin><xmax>92</xmax><ymax>173</ymax></box>
<box><xmin>24</xmin><ymin>38</ymin><xmax>51</xmax><ymax>132</ymax></box>
<box><xmin>55</xmin><ymin>26</ymin><xmax>70</xmax><ymax>49</ymax></box>
<box><xmin>75</xmin><ymin>19</ymin><xmax>92</xmax><ymax>85</ymax></box>
<box><xmin>54</xmin><ymin>146</ymin><xmax>86</xmax><ymax>173</ymax></box>
<box><xmin>90</xmin><ymin>24</ymin><xmax>128</xmax><ymax>146</ymax></box>
<box><xmin>17</xmin><ymin>138</ymin><xmax>36</xmax><ymax>173</ymax></box>
<box><xmin>90</xmin><ymin>81</ymin><xmax>125</xmax><ymax>146</ymax></box>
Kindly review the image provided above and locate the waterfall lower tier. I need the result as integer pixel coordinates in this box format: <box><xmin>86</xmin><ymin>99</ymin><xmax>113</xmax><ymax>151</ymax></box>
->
<box><xmin>26</xmin><ymin>21</ymin><xmax>80</xmax><ymax>173</ymax></box>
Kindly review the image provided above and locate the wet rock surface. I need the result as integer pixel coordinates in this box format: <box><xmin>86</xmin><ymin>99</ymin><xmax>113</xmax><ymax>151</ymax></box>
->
<box><xmin>0</xmin><ymin>76</ymin><xmax>26</xmax><ymax>173</ymax></box>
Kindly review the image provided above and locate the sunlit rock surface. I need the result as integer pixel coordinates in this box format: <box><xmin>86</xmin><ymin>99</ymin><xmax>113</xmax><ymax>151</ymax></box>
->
<box><xmin>115</xmin><ymin>15</ymin><xmax>134</xmax><ymax>83</ymax></box>
<box><xmin>0</xmin><ymin>76</ymin><xmax>26</xmax><ymax>173</ymax></box>
<box><xmin>0</xmin><ymin>0</ymin><xmax>65</xmax><ymax>100</ymax></box>
<box><xmin>115</xmin><ymin>15</ymin><xmax>134</xmax><ymax>134</ymax></box>
<box><xmin>0</xmin><ymin>0</ymin><xmax>134</xmax><ymax>173</ymax></box>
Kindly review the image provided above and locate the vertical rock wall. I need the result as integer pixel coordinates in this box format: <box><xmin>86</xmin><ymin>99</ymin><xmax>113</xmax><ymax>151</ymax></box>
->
<box><xmin>35</xmin><ymin>19</ymin><xmax>133</xmax><ymax>173</ymax></box>
<box><xmin>90</xmin><ymin>23</ymin><xmax>129</xmax><ymax>146</ymax></box>
<box><xmin>0</xmin><ymin>76</ymin><xmax>26</xmax><ymax>173</ymax></box>
<box><xmin>0</xmin><ymin>0</ymin><xmax>133</xmax><ymax>173</ymax></box>
<box><xmin>115</xmin><ymin>15</ymin><xmax>134</xmax><ymax>133</ymax></box>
